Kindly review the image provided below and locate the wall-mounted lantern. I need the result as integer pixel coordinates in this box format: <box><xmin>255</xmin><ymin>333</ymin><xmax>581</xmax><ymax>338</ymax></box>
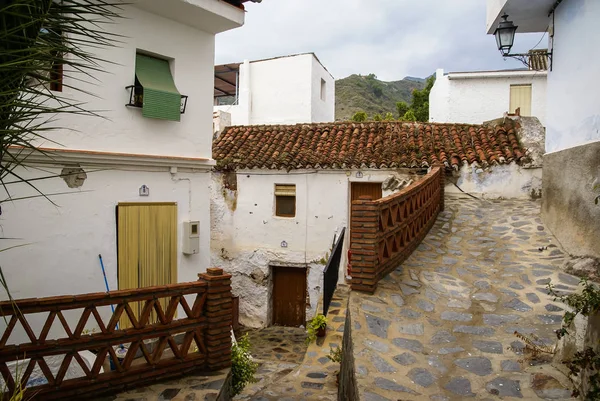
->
<box><xmin>494</xmin><ymin>14</ymin><xmax>552</xmax><ymax>70</ymax></box>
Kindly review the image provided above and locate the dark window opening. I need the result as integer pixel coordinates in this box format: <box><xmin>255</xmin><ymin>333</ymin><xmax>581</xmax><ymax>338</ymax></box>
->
<box><xmin>276</xmin><ymin>196</ymin><xmax>296</xmax><ymax>217</ymax></box>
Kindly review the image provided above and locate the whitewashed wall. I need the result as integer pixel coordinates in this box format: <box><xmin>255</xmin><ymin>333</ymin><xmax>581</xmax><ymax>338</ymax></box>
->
<box><xmin>36</xmin><ymin>5</ymin><xmax>217</xmax><ymax>159</ymax></box>
<box><xmin>446</xmin><ymin>164</ymin><xmax>543</xmax><ymax>199</ymax></box>
<box><xmin>430</xmin><ymin>68</ymin><xmax>547</xmax><ymax>125</ymax></box>
<box><xmin>546</xmin><ymin>0</ymin><xmax>600</xmax><ymax>152</ymax></box>
<box><xmin>210</xmin><ymin>169</ymin><xmax>413</xmax><ymax>327</ymax></box>
<box><xmin>310</xmin><ymin>56</ymin><xmax>336</xmax><ymax>123</ymax></box>
<box><xmin>248</xmin><ymin>54</ymin><xmax>313</xmax><ymax>125</ymax></box>
<box><xmin>0</xmin><ymin>164</ymin><xmax>211</xmax><ymax>341</ymax></box>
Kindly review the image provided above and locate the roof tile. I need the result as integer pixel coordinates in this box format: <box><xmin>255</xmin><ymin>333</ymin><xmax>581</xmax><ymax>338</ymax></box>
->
<box><xmin>213</xmin><ymin>121</ymin><xmax>525</xmax><ymax>171</ymax></box>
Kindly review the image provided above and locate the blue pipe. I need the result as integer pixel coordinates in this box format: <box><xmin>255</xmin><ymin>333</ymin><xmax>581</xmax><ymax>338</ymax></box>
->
<box><xmin>99</xmin><ymin>254</ymin><xmax>119</xmax><ymax>330</ymax></box>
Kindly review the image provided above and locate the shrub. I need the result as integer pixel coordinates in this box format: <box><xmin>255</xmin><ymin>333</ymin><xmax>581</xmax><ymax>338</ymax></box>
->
<box><xmin>351</xmin><ymin>111</ymin><xmax>368</xmax><ymax>122</ymax></box>
<box><xmin>231</xmin><ymin>333</ymin><xmax>258</xmax><ymax>396</ymax></box>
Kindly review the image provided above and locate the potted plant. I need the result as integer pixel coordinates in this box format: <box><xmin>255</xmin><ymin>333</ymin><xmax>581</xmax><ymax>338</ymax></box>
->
<box><xmin>306</xmin><ymin>314</ymin><xmax>328</xmax><ymax>344</ymax></box>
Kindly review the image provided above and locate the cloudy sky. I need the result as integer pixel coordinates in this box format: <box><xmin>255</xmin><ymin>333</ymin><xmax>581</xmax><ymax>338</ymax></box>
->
<box><xmin>215</xmin><ymin>0</ymin><xmax>547</xmax><ymax>81</ymax></box>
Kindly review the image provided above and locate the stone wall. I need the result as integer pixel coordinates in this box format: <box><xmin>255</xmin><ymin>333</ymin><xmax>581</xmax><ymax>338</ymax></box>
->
<box><xmin>338</xmin><ymin>298</ymin><xmax>358</xmax><ymax>401</ymax></box>
<box><xmin>542</xmin><ymin>141</ymin><xmax>600</xmax><ymax>258</ymax></box>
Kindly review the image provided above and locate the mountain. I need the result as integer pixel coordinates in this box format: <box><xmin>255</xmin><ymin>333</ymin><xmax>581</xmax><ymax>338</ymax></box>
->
<box><xmin>335</xmin><ymin>74</ymin><xmax>425</xmax><ymax>121</ymax></box>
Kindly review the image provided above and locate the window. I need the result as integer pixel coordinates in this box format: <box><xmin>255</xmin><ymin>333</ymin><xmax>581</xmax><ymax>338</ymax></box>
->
<box><xmin>320</xmin><ymin>78</ymin><xmax>327</xmax><ymax>101</ymax></box>
<box><xmin>275</xmin><ymin>184</ymin><xmax>296</xmax><ymax>217</ymax></box>
<box><xmin>131</xmin><ymin>53</ymin><xmax>183</xmax><ymax>121</ymax></box>
<box><xmin>509</xmin><ymin>84</ymin><xmax>532</xmax><ymax>116</ymax></box>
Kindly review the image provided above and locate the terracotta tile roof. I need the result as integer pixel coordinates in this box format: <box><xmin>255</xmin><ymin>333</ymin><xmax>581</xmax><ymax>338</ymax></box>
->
<box><xmin>213</xmin><ymin>121</ymin><xmax>526</xmax><ymax>171</ymax></box>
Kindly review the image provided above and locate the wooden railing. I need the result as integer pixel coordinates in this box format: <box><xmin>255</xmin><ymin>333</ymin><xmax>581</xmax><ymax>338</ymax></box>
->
<box><xmin>0</xmin><ymin>268</ymin><xmax>233</xmax><ymax>400</ymax></box>
<box><xmin>350</xmin><ymin>167</ymin><xmax>444</xmax><ymax>293</ymax></box>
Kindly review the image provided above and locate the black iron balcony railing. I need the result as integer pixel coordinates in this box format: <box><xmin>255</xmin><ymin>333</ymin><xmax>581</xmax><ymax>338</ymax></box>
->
<box><xmin>125</xmin><ymin>85</ymin><xmax>189</xmax><ymax>114</ymax></box>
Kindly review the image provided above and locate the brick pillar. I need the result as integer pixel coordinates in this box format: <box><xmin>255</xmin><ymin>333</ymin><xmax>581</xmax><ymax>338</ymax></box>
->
<box><xmin>198</xmin><ymin>267</ymin><xmax>232</xmax><ymax>370</ymax></box>
<box><xmin>350</xmin><ymin>197</ymin><xmax>379</xmax><ymax>294</ymax></box>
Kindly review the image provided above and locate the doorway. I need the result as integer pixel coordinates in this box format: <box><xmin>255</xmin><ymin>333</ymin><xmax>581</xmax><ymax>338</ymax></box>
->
<box><xmin>351</xmin><ymin>182</ymin><xmax>383</xmax><ymax>202</ymax></box>
<box><xmin>271</xmin><ymin>266</ymin><xmax>307</xmax><ymax>327</ymax></box>
<box><xmin>117</xmin><ymin>203</ymin><xmax>178</xmax><ymax>328</ymax></box>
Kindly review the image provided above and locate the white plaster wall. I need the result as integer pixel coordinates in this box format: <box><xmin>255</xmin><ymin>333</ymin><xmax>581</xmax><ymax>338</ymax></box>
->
<box><xmin>36</xmin><ymin>5</ymin><xmax>216</xmax><ymax>159</ymax></box>
<box><xmin>310</xmin><ymin>56</ymin><xmax>335</xmax><ymax>123</ymax></box>
<box><xmin>545</xmin><ymin>0</ymin><xmax>600</xmax><ymax>152</ymax></box>
<box><xmin>0</xmin><ymin>164</ymin><xmax>211</xmax><ymax>342</ymax></box>
<box><xmin>210</xmin><ymin>169</ymin><xmax>412</xmax><ymax>327</ymax></box>
<box><xmin>429</xmin><ymin>70</ymin><xmax>547</xmax><ymax>125</ymax></box>
<box><xmin>446</xmin><ymin>163</ymin><xmax>543</xmax><ymax>199</ymax></box>
<box><xmin>248</xmin><ymin>55</ymin><xmax>313</xmax><ymax>125</ymax></box>
<box><xmin>214</xmin><ymin>104</ymin><xmax>246</xmax><ymax>126</ymax></box>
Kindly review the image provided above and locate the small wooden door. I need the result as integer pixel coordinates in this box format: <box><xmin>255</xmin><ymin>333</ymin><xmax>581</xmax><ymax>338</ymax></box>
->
<box><xmin>351</xmin><ymin>182</ymin><xmax>383</xmax><ymax>202</ymax></box>
<box><xmin>272</xmin><ymin>266</ymin><xmax>306</xmax><ymax>327</ymax></box>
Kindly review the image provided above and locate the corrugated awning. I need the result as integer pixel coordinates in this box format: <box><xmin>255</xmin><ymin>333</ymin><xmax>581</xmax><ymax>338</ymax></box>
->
<box><xmin>135</xmin><ymin>54</ymin><xmax>181</xmax><ymax>121</ymax></box>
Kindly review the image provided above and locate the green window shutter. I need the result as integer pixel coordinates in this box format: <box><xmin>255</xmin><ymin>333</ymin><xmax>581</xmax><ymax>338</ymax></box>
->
<box><xmin>135</xmin><ymin>54</ymin><xmax>181</xmax><ymax>121</ymax></box>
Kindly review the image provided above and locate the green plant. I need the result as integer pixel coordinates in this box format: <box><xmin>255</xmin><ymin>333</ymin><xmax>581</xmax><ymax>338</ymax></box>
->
<box><xmin>373</xmin><ymin>113</ymin><xmax>382</xmax><ymax>121</ymax></box>
<box><xmin>401</xmin><ymin>109</ymin><xmax>417</xmax><ymax>122</ymax></box>
<box><xmin>351</xmin><ymin>111</ymin><xmax>368</xmax><ymax>122</ymax></box>
<box><xmin>548</xmin><ymin>279</ymin><xmax>600</xmax><ymax>399</ymax></box>
<box><xmin>231</xmin><ymin>333</ymin><xmax>258</xmax><ymax>396</ymax></box>
<box><xmin>306</xmin><ymin>314</ymin><xmax>328</xmax><ymax>344</ymax></box>
<box><xmin>327</xmin><ymin>346</ymin><xmax>343</xmax><ymax>363</ymax></box>
<box><xmin>383</xmin><ymin>112</ymin><xmax>395</xmax><ymax>121</ymax></box>
<box><xmin>396</xmin><ymin>101</ymin><xmax>409</xmax><ymax>119</ymax></box>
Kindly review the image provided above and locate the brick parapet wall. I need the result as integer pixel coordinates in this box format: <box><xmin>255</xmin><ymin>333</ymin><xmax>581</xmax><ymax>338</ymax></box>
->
<box><xmin>350</xmin><ymin>167</ymin><xmax>443</xmax><ymax>293</ymax></box>
<box><xmin>198</xmin><ymin>267</ymin><xmax>233</xmax><ymax>370</ymax></box>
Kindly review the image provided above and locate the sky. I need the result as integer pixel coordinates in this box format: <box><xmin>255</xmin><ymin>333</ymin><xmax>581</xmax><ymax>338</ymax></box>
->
<box><xmin>215</xmin><ymin>0</ymin><xmax>548</xmax><ymax>82</ymax></box>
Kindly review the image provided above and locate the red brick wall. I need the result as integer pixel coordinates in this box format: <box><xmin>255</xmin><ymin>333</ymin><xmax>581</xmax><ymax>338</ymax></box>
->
<box><xmin>350</xmin><ymin>167</ymin><xmax>443</xmax><ymax>293</ymax></box>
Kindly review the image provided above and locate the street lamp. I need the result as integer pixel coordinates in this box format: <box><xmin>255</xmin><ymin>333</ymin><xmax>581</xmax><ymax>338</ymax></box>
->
<box><xmin>493</xmin><ymin>14</ymin><xmax>552</xmax><ymax>70</ymax></box>
<box><xmin>494</xmin><ymin>14</ymin><xmax>518</xmax><ymax>56</ymax></box>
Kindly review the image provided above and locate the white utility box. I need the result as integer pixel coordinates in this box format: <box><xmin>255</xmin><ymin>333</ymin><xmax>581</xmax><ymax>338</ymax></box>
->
<box><xmin>182</xmin><ymin>221</ymin><xmax>200</xmax><ymax>255</ymax></box>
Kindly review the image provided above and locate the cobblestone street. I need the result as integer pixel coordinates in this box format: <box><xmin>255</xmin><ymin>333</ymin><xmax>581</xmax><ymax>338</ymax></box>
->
<box><xmin>350</xmin><ymin>195</ymin><xmax>577</xmax><ymax>400</ymax></box>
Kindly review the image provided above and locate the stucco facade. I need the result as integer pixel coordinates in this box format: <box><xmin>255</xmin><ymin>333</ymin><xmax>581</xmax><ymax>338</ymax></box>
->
<box><xmin>487</xmin><ymin>0</ymin><xmax>600</xmax><ymax>258</ymax></box>
<box><xmin>214</xmin><ymin>53</ymin><xmax>335</xmax><ymax>126</ymax></box>
<box><xmin>0</xmin><ymin>1</ymin><xmax>244</xmax><ymax>338</ymax></box>
<box><xmin>210</xmin><ymin>169</ymin><xmax>414</xmax><ymax>327</ymax></box>
<box><xmin>429</xmin><ymin>68</ymin><xmax>547</xmax><ymax>125</ymax></box>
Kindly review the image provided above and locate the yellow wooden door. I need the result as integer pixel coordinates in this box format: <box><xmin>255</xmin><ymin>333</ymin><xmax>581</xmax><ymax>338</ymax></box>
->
<box><xmin>509</xmin><ymin>84</ymin><xmax>532</xmax><ymax>116</ymax></box>
<box><xmin>117</xmin><ymin>203</ymin><xmax>177</xmax><ymax>328</ymax></box>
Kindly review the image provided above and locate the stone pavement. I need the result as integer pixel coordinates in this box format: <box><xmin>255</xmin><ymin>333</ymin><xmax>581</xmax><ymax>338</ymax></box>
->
<box><xmin>93</xmin><ymin>369</ymin><xmax>230</xmax><ymax>401</ymax></box>
<box><xmin>235</xmin><ymin>287</ymin><xmax>350</xmax><ymax>400</ymax></box>
<box><xmin>350</xmin><ymin>195</ymin><xmax>578</xmax><ymax>400</ymax></box>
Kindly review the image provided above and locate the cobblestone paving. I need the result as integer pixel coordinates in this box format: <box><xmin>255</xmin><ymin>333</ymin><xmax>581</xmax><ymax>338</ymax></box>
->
<box><xmin>94</xmin><ymin>369</ymin><xmax>230</xmax><ymax>401</ymax></box>
<box><xmin>235</xmin><ymin>287</ymin><xmax>350</xmax><ymax>400</ymax></box>
<box><xmin>351</xmin><ymin>195</ymin><xmax>577</xmax><ymax>401</ymax></box>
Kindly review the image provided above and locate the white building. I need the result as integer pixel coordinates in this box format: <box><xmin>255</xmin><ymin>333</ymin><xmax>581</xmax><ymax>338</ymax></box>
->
<box><xmin>213</xmin><ymin>53</ymin><xmax>335</xmax><ymax>126</ymax></box>
<box><xmin>429</xmin><ymin>68</ymin><xmax>547</xmax><ymax>125</ymax></box>
<box><xmin>0</xmin><ymin>0</ymin><xmax>248</xmax><ymax>333</ymax></box>
<box><xmin>487</xmin><ymin>0</ymin><xmax>600</xmax><ymax>259</ymax></box>
<box><xmin>211</xmin><ymin>120</ymin><xmax>537</xmax><ymax>328</ymax></box>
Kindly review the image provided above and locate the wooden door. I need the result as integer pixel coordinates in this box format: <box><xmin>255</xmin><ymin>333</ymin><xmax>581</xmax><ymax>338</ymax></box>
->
<box><xmin>117</xmin><ymin>203</ymin><xmax>177</xmax><ymax>328</ymax></box>
<box><xmin>272</xmin><ymin>266</ymin><xmax>306</xmax><ymax>327</ymax></box>
<box><xmin>351</xmin><ymin>182</ymin><xmax>382</xmax><ymax>201</ymax></box>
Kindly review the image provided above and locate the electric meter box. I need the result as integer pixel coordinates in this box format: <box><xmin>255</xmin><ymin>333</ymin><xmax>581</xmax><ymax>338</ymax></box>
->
<box><xmin>182</xmin><ymin>221</ymin><xmax>200</xmax><ymax>255</ymax></box>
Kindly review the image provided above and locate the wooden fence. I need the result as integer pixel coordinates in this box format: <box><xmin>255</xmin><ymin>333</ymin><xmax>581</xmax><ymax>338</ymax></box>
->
<box><xmin>350</xmin><ymin>167</ymin><xmax>444</xmax><ymax>293</ymax></box>
<box><xmin>0</xmin><ymin>267</ymin><xmax>232</xmax><ymax>400</ymax></box>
